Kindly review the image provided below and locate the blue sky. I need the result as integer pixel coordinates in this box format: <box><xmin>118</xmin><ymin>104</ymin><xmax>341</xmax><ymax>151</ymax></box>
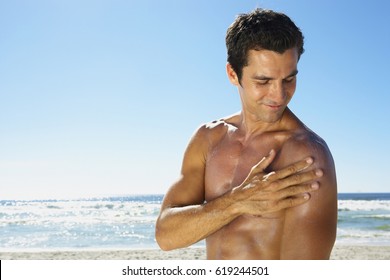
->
<box><xmin>0</xmin><ymin>0</ymin><xmax>389</xmax><ymax>199</ymax></box>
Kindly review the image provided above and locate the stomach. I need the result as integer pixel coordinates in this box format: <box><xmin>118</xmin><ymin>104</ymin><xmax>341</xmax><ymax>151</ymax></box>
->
<box><xmin>206</xmin><ymin>214</ymin><xmax>284</xmax><ymax>259</ymax></box>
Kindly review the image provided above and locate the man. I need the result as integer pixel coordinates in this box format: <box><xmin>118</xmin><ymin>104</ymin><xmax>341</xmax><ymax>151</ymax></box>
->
<box><xmin>155</xmin><ymin>8</ymin><xmax>337</xmax><ymax>260</ymax></box>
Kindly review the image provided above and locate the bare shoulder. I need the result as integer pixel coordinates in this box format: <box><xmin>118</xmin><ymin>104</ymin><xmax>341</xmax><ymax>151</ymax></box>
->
<box><xmin>175</xmin><ymin>114</ymin><xmax>240</xmax><ymax>177</ymax></box>
<box><xmin>196</xmin><ymin>114</ymin><xmax>240</xmax><ymax>147</ymax></box>
<box><xmin>282</xmin><ymin>128</ymin><xmax>334</xmax><ymax>168</ymax></box>
<box><xmin>280</xmin><ymin>127</ymin><xmax>337</xmax><ymax>198</ymax></box>
<box><xmin>161</xmin><ymin>115</ymin><xmax>238</xmax><ymax>208</ymax></box>
<box><xmin>204</xmin><ymin>114</ymin><xmax>240</xmax><ymax>133</ymax></box>
<box><xmin>279</xmin><ymin>128</ymin><xmax>338</xmax><ymax>259</ymax></box>
<box><xmin>276</xmin><ymin>125</ymin><xmax>338</xmax><ymax>215</ymax></box>
<box><xmin>184</xmin><ymin>117</ymin><xmax>231</xmax><ymax>155</ymax></box>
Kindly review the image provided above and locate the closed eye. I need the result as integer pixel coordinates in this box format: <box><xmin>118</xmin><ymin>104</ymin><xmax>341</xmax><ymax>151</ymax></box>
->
<box><xmin>283</xmin><ymin>70</ymin><xmax>298</xmax><ymax>83</ymax></box>
<box><xmin>254</xmin><ymin>78</ymin><xmax>272</xmax><ymax>86</ymax></box>
<box><xmin>257</xmin><ymin>80</ymin><xmax>270</xmax><ymax>86</ymax></box>
<box><xmin>283</xmin><ymin>76</ymin><xmax>296</xmax><ymax>83</ymax></box>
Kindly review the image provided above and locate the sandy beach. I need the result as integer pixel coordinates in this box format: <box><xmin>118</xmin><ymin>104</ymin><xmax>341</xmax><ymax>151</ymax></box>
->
<box><xmin>1</xmin><ymin>245</ymin><xmax>389</xmax><ymax>260</ymax></box>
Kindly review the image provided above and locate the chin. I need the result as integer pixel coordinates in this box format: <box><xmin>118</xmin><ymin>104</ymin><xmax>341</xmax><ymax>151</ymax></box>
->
<box><xmin>257</xmin><ymin>113</ymin><xmax>284</xmax><ymax>124</ymax></box>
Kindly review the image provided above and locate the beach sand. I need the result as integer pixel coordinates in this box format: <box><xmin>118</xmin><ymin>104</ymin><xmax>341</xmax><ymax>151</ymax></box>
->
<box><xmin>1</xmin><ymin>245</ymin><xmax>390</xmax><ymax>260</ymax></box>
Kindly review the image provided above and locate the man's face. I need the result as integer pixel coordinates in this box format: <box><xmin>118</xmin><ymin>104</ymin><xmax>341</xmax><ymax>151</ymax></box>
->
<box><xmin>228</xmin><ymin>48</ymin><xmax>299</xmax><ymax>124</ymax></box>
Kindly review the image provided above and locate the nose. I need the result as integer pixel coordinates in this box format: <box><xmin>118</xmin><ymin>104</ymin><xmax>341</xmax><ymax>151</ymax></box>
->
<box><xmin>269</xmin><ymin>82</ymin><xmax>286</xmax><ymax>103</ymax></box>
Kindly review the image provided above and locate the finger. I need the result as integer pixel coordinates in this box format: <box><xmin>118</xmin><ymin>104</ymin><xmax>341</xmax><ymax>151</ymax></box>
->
<box><xmin>243</xmin><ymin>150</ymin><xmax>277</xmax><ymax>185</ymax></box>
<box><xmin>271</xmin><ymin>157</ymin><xmax>314</xmax><ymax>180</ymax></box>
<box><xmin>262</xmin><ymin>171</ymin><xmax>276</xmax><ymax>182</ymax></box>
<box><xmin>273</xmin><ymin>182</ymin><xmax>320</xmax><ymax>200</ymax></box>
<box><xmin>271</xmin><ymin>168</ymin><xmax>323</xmax><ymax>191</ymax></box>
<box><xmin>271</xmin><ymin>194</ymin><xmax>311</xmax><ymax>212</ymax></box>
<box><xmin>251</xmin><ymin>149</ymin><xmax>277</xmax><ymax>174</ymax></box>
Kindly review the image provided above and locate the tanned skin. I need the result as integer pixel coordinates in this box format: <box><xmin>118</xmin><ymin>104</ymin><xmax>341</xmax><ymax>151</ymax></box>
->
<box><xmin>155</xmin><ymin>48</ymin><xmax>337</xmax><ymax>259</ymax></box>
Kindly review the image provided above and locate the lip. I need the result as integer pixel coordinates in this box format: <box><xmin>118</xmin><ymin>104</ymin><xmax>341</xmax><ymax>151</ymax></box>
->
<box><xmin>264</xmin><ymin>104</ymin><xmax>283</xmax><ymax>110</ymax></box>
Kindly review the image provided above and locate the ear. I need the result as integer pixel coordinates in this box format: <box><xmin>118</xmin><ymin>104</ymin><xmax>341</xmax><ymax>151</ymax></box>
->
<box><xmin>226</xmin><ymin>63</ymin><xmax>240</xmax><ymax>86</ymax></box>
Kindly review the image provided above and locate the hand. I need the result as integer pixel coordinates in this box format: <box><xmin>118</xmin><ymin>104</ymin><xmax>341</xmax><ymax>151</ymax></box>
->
<box><xmin>231</xmin><ymin>149</ymin><xmax>323</xmax><ymax>216</ymax></box>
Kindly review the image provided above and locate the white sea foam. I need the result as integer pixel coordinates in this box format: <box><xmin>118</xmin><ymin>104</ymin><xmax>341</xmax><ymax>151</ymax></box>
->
<box><xmin>1</xmin><ymin>195</ymin><xmax>390</xmax><ymax>249</ymax></box>
<box><xmin>336</xmin><ymin>227</ymin><xmax>390</xmax><ymax>244</ymax></box>
<box><xmin>0</xmin><ymin>198</ymin><xmax>161</xmax><ymax>249</ymax></box>
<box><xmin>338</xmin><ymin>200</ymin><xmax>390</xmax><ymax>211</ymax></box>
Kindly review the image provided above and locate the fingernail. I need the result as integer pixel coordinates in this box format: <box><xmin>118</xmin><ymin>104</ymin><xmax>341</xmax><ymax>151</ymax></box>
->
<box><xmin>316</xmin><ymin>169</ymin><xmax>323</xmax><ymax>177</ymax></box>
<box><xmin>306</xmin><ymin>157</ymin><xmax>313</xmax><ymax>164</ymax></box>
<box><xmin>304</xmin><ymin>193</ymin><xmax>310</xmax><ymax>200</ymax></box>
<box><xmin>311</xmin><ymin>182</ymin><xmax>319</xmax><ymax>189</ymax></box>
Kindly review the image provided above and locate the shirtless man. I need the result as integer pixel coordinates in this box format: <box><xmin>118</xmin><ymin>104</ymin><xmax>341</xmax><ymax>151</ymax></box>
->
<box><xmin>155</xmin><ymin>8</ymin><xmax>337</xmax><ymax>259</ymax></box>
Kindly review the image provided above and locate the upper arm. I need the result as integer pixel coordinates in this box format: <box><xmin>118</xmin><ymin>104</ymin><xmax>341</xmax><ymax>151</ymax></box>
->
<box><xmin>279</xmin><ymin>135</ymin><xmax>338</xmax><ymax>259</ymax></box>
<box><xmin>160</xmin><ymin>125</ymin><xmax>210</xmax><ymax>210</ymax></box>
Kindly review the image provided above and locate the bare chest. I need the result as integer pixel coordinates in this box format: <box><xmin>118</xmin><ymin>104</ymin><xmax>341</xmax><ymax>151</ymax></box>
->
<box><xmin>204</xmin><ymin>134</ymin><xmax>282</xmax><ymax>201</ymax></box>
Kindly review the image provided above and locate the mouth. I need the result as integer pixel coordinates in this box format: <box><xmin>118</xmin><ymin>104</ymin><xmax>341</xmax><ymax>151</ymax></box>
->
<box><xmin>264</xmin><ymin>104</ymin><xmax>283</xmax><ymax>110</ymax></box>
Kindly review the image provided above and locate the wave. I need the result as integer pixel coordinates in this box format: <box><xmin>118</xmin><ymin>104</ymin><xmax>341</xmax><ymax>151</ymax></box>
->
<box><xmin>0</xmin><ymin>200</ymin><xmax>159</xmax><ymax>249</ymax></box>
<box><xmin>338</xmin><ymin>200</ymin><xmax>390</xmax><ymax>211</ymax></box>
<box><xmin>336</xmin><ymin>227</ymin><xmax>390</xmax><ymax>244</ymax></box>
<box><xmin>351</xmin><ymin>214</ymin><xmax>390</xmax><ymax>220</ymax></box>
<box><xmin>0</xmin><ymin>199</ymin><xmax>161</xmax><ymax>229</ymax></box>
<box><xmin>376</xmin><ymin>225</ymin><xmax>390</xmax><ymax>231</ymax></box>
<box><xmin>2</xmin><ymin>194</ymin><xmax>390</xmax><ymax>249</ymax></box>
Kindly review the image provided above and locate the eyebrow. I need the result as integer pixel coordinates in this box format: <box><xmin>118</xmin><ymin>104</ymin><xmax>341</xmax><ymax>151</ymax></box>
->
<box><xmin>252</xmin><ymin>69</ymin><xmax>299</xmax><ymax>81</ymax></box>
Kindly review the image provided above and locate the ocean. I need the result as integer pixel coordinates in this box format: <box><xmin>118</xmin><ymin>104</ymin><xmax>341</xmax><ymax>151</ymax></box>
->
<box><xmin>1</xmin><ymin>193</ymin><xmax>389</xmax><ymax>251</ymax></box>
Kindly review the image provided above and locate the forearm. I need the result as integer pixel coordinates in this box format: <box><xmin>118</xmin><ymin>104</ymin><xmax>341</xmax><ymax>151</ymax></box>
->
<box><xmin>155</xmin><ymin>193</ymin><xmax>239</xmax><ymax>251</ymax></box>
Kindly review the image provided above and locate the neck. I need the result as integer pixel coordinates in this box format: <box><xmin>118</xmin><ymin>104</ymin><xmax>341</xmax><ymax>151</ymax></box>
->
<box><xmin>238</xmin><ymin>108</ymin><xmax>292</xmax><ymax>139</ymax></box>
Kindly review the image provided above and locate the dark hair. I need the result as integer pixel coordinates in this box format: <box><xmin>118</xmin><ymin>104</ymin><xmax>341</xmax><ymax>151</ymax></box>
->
<box><xmin>226</xmin><ymin>8</ymin><xmax>304</xmax><ymax>82</ymax></box>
